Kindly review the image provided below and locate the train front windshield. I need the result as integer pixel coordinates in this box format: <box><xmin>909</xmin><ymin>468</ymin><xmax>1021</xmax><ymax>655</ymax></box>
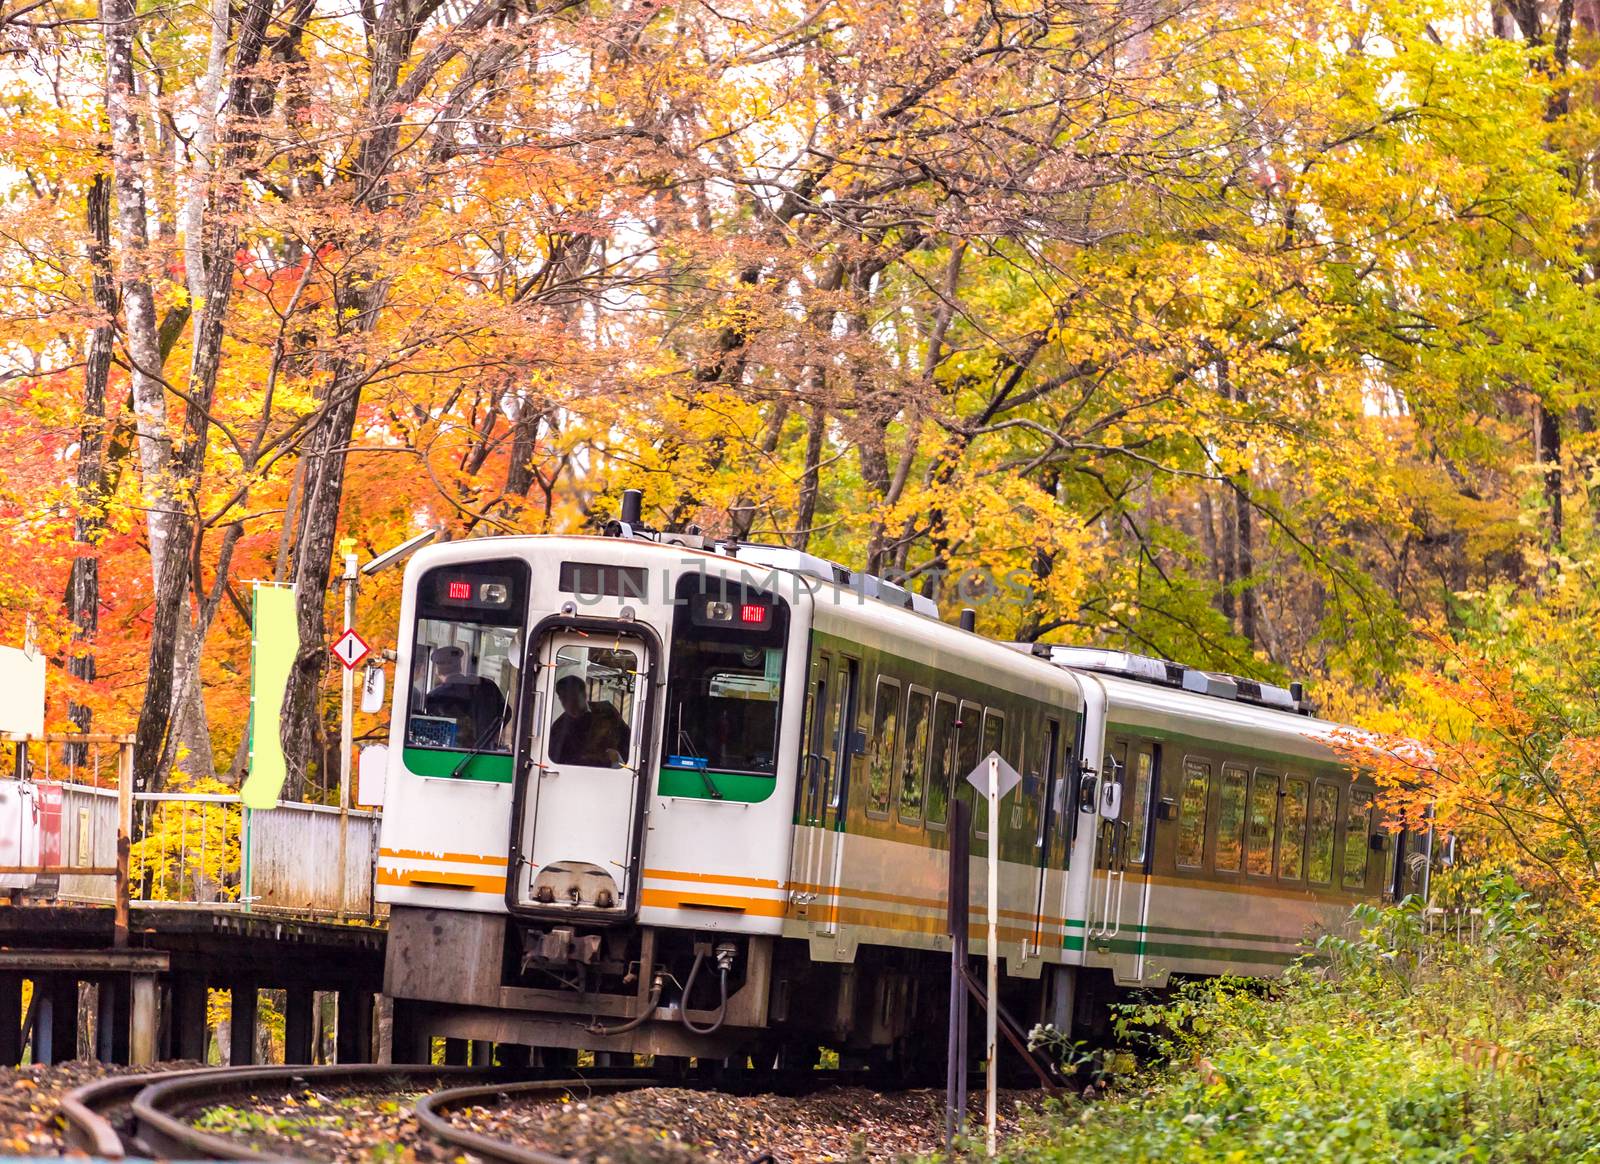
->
<box><xmin>406</xmin><ymin>560</ymin><xmax>529</xmax><ymax>756</ymax></box>
<box><xmin>662</xmin><ymin>573</ymin><xmax>789</xmax><ymax>776</ymax></box>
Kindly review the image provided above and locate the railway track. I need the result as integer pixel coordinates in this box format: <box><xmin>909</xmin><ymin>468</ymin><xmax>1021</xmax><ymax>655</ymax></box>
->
<box><xmin>58</xmin><ymin>1062</ymin><xmax>860</xmax><ymax>1161</ymax></box>
<box><xmin>58</xmin><ymin>1062</ymin><xmax>654</xmax><ymax>1162</ymax></box>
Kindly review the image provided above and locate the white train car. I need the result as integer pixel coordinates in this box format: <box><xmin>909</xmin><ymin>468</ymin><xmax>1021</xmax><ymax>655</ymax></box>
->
<box><xmin>375</xmin><ymin>505</ymin><xmax>1420</xmax><ymax>1066</ymax></box>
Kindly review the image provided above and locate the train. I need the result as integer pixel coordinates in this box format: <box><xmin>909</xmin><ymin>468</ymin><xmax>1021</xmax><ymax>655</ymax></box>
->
<box><xmin>373</xmin><ymin>503</ymin><xmax>1425</xmax><ymax>1069</ymax></box>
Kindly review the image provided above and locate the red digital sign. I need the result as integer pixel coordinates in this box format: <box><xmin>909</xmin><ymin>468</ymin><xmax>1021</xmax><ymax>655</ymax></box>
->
<box><xmin>447</xmin><ymin>580</ymin><xmax>472</xmax><ymax>600</ymax></box>
<box><xmin>740</xmin><ymin>603</ymin><xmax>766</xmax><ymax>625</ymax></box>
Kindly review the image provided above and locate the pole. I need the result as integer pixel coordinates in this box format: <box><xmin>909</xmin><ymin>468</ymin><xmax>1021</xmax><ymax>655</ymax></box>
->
<box><xmin>945</xmin><ymin>797</ymin><xmax>971</xmax><ymax>1154</ymax></box>
<box><xmin>114</xmin><ymin>738</ymin><xmax>132</xmax><ymax>949</ymax></box>
<box><xmin>985</xmin><ymin>754</ymin><xmax>999</xmax><ymax>1157</ymax></box>
<box><xmin>338</xmin><ymin>540</ymin><xmax>357</xmax><ymax>919</ymax></box>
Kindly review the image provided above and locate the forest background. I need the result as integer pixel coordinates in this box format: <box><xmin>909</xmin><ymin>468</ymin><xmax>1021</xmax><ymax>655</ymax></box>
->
<box><xmin>2</xmin><ymin>0</ymin><xmax>1599</xmax><ymax>863</ymax></box>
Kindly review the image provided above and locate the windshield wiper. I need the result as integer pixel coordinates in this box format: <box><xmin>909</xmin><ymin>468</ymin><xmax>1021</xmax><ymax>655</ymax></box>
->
<box><xmin>448</xmin><ymin>714</ymin><xmax>508</xmax><ymax>779</ymax></box>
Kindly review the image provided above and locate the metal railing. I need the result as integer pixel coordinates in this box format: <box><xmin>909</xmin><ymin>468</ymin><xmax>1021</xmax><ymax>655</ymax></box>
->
<box><xmin>3</xmin><ymin>734</ymin><xmax>381</xmax><ymax>921</ymax></box>
<box><xmin>56</xmin><ymin>787</ymin><xmax>380</xmax><ymax>919</ymax></box>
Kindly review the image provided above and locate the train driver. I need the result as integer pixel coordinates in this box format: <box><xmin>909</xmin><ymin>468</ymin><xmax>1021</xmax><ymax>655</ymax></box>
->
<box><xmin>425</xmin><ymin>644</ymin><xmax>509</xmax><ymax>748</ymax></box>
<box><xmin>549</xmin><ymin>674</ymin><xmax>630</xmax><ymax>767</ymax></box>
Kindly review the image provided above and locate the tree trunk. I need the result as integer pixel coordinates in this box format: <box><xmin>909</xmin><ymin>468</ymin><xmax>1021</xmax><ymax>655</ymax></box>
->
<box><xmin>792</xmin><ymin>405</ymin><xmax>827</xmax><ymax>551</ymax></box>
<box><xmin>1538</xmin><ymin>399</ymin><xmax>1563</xmax><ymax>548</ymax></box>
<box><xmin>1233</xmin><ymin>478</ymin><xmax>1256</xmax><ymax>647</ymax></box>
<box><xmin>279</xmin><ymin>0</ymin><xmax>532</xmax><ymax>790</ymax></box>
<box><xmin>131</xmin><ymin>0</ymin><xmax>276</xmax><ymax>797</ymax></box>
<box><xmin>108</xmin><ymin>0</ymin><xmax>216</xmax><ymax>785</ymax></box>
<box><xmin>66</xmin><ymin>171</ymin><xmax>116</xmax><ymax>765</ymax></box>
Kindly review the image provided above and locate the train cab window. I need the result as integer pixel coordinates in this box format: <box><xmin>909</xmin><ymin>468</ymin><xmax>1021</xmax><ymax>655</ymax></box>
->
<box><xmin>1308</xmin><ymin>780</ymin><xmax>1340</xmax><ymax>884</ymax></box>
<box><xmin>898</xmin><ymin>688</ymin><xmax>931</xmax><ymax>823</ymax></box>
<box><xmin>1216</xmin><ymin>765</ymin><xmax>1248</xmax><ymax>872</ymax></box>
<box><xmin>1176</xmin><ymin>758</ymin><xmax>1210</xmax><ymax>867</ymax></box>
<box><xmin>1245</xmin><ymin>771</ymin><xmax>1278</xmax><ymax>877</ymax></box>
<box><xmin>407</xmin><ymin>560</ymin><xmax>529</xmax><ymax>758</ymax></box>
<box><xmin>1343</xmin><ymin>787</ymin><xmax>1374</xmax><ymax>889</ymax></box>
<box><xmin>925</xmin><ymin>695</ymin><xmax>958</xmax><ymax>828</ymax></box>
<box><xmin>663</xmin><ymin>574</ymin><xmax>790</xmax><ymax>776</ymax></box>
<box><xmin>865</xmin><ymin>678</ymin><xmax>901</xmax><ymax>818</ymax></box>
<box><xmin>547</xmin><ymin>644</ymin><xmax>637</xmax><ymax>767</ymax></box>
<box><xmin>1280</xmin><ymin>776</ymin><xmax>1309</xmax><ymax>881</ymax></box>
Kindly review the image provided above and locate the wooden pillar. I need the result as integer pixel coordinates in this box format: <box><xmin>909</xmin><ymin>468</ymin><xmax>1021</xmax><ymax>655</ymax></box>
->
<box><xmin>0</xmin><ymin>972</ymin><xmax>22</xmax><ymax>1067</ymax></box>
<box><xmin>229</xmin><ymin>982</ymin><xmax>257</xmax><ymax>1067</ymax></box>
<box><xmin>169</xmin><ymin>973</ymin><xmax>208</xmax><ymax>1062</ymax></box>
<box><xmin>284</xmin><ymin>986</ymin><xmax>314</xmax><ymax>1065</ymax></box>
<box><xmin>469</xmin><ymin>1039</ymin><xmax>493</xmax><ymax>1067</ymax></box>
<box><xmin>336</xmin><ymin>989</ymin><xmax>372</xmax><ymax>1064</ymax></box>
<box><xmin>442</xmin><ymin>1037</ymin><xmax>469</xmax><ymax>1066</ymax></box>
<box><xmin>94</xmin><ymin>978</ymin><xmax>129</xmax><ymax>1063</ymax></box>
<box><xmin>386</xmin><ymin>998</ymin><xmax>428</xmax><ymax>1065</ymax></box>
<box><xmin>37</xmin><ymin>975</ymin><xmax>78</xmax><ymax>1064</ymax></box>
<box><xmin>130</xmin><ymin>974</ymin><xmax>156</xmax><ymax>1065</ymax></box>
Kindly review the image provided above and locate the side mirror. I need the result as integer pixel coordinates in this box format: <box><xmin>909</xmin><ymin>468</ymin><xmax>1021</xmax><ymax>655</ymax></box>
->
<box><xmin>360</xmin><ymin>665</ymin><xmax>386</xmax><ymax>714</ymax></box>
<box><xmin>1100</xmin><ymin>780</ymin><xmax>1122</xmax><ymax>821</ymax></box>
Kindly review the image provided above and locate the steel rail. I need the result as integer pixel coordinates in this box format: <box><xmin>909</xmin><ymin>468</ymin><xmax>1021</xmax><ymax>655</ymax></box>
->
<box><xmin>415</xmin><ymin>1076</ymin><xmax>650</xmax><ymax>1164</ymax></box>
<box><xmin>62</xmin><ymin>1060</ymin><xmax>868</xmax><ymax>1161</ymax></box>
<box><xmin>61</xmin><ymin>1063</ymin><xmax>498</xmax><ymax>1159</ymax></box>
<box><xmin>58</xmin><ymin>1070</ymin><xmax>168</xmax><ymax>1157</ymax></box>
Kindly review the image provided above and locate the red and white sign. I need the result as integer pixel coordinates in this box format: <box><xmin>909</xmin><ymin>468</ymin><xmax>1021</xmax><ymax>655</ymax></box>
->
<box><xmin>331</xmin><ymin>629</ymin><xmax>371</xmax><ymax>670</ymax></box>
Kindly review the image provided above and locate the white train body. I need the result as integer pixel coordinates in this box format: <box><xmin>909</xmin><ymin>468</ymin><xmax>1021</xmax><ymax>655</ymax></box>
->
<box><xmin>377</xmin><ymin>531</ymin><xmax>1418</xmax><ymax>1063</ymax></box>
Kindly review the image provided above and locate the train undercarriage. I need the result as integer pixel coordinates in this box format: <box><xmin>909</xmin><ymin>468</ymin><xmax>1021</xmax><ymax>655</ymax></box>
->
<box><xmin>384</xmin><ymin>906</ymin><xmax>1104</xmax><ymax>1079</ymax></box>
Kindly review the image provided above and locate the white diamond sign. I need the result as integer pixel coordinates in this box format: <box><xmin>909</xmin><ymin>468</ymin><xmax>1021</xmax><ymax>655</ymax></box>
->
<box><xmin>331</xmin><ymin>629</ymin><xmax>371</xmax><ymax>671</ymax></box>
<box><xmin>965</xmin><ymin>750</ymin><xmax>1022</xmax><ymax>799</ymax></box>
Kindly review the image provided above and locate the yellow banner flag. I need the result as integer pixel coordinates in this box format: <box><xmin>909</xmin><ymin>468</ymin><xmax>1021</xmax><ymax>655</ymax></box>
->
<box><xmin>244</xmin><ymin>585</ymin><xmax>299</xmax><ymax>810</ymax></box>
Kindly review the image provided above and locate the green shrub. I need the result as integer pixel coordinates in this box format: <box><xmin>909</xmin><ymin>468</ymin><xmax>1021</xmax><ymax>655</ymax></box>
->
<box><xmin>1006</xmin><ymin>886</ymin><xmax>1600</xmax><ymax>1162</ymax></box>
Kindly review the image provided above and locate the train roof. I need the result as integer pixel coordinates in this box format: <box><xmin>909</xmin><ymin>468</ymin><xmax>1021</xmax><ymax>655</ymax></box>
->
<box><xmin>409</xmin><ymin>532</ymin><xmax>1379</xmax><ymax>763</ymax></box>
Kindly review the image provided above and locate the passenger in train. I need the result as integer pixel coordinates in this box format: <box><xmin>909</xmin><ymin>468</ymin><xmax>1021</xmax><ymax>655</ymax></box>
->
<box><xmin>549</xmin><ymin>674</ymin><xmax>630</xmax><ymax>767</ymax></box>
<box><xmin>425</xmin><ymin>645</ymin><xmax>508</xmax><ymax>748</ymax></box>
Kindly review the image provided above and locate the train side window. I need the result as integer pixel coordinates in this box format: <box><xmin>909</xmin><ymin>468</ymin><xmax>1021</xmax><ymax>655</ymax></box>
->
<box><xmin>1176</xmin><ymin>758</ymin><xmax>1210</xmax><ymax>867</ymax></box>
<box><xmin>1035</xmin><ymin>718</ymin><xmax>1061</xmax><ymax>848</ymax></box>
<box><xmin>981</xmin><ymin>709</ymin><xmax>1005</xmax><ymax>764</ymax></box>
<box><xmin>1245</xmin><ymin>770</ymin><xmax>1278</xmax><ymax>877</ymax></box>
<box><xmin>976</xmin><ymin>709</ymin><xmax>1005</xmax><ymax>836</ymax></box>
<box><xmin>898</xmin><ymin>687</ymin><xmax>932</xmax><ymax>825</ymax></box>
<box><xmin>1343</xmin><ymin>786</ymin><xmax>1374</xmax><ymax>889</ymax></box>
<box><xmin>954</xmin><ymin>700</ymin><xmax>982</xmax><ymax>819</ymax></box>
<box><xmin>1010</xmin><ymin>724</ymin><xmax>1030</xmax><ymax>832</ymax></box>
<box><xmin>865</xmin><ymin>677</ymin><xmax>901</xmax><ymax>819</ymax></box>
<box><xmin>1308</xmin><ymin>780</ymin><xmax>1340</xmax><ymax>884</ymax></box>
<box><xmin>925</xmin><ymin>695</ymin><xmax>958</xmax><ymax>829</ymax></box>
<box><xmin>1215</xmin><ymin>765</ymin><xmax>1248</xmax><ymax>872</ymax></box>
<box><xmin>1125</xmin><ymin>748</ymin><xmax>1155</xmax><ymax>865</ymax></box>
<box><xmin>1280</xmin><ymin>776</ymin><xmax>1309</xmax><ymax>881</ymax></box>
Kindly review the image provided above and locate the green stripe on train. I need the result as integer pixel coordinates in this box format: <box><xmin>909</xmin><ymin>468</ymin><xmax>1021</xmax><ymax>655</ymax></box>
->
<box><xmin>1063</xmin><ymin>933</ymin><xmax>1299</xmax><ymax>966</ymax></box>
<box><xmin>657</xmin><ymin>768</ymin><xmax>776</xmax><ymax>803</ymax></box>
<box><xmin>1064</xmin><ymin>916</ymin><xmax>1302</xmax><ymax>947</ymax></box>
<box><xmin>403</xmin><ymin>747</ymin><xmax>514</xmax><ymax>782</ymax></box>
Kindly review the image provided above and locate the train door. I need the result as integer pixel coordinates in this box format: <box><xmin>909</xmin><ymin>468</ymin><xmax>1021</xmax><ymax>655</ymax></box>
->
<box><xmin>800</xmin><ymin>655</ymin><xmax>857</xmax><ymax>935</ymax></box>
<box><xmin>794</xmin><ymin>650</ymin><xmax>832</xmax><ymax>920</ymax></box>
<box><xmin>1111</xmin><ymin>744</ymin><xmax>1157</xmax><ymax>983</ymax></box>
<box><xmin>1087</xmin><ymin>738</ymin><xmax>1128</xmax><ymax>950</ymax></box>
<box><xmin>1028</xmin><ymin>717</ymin><xmax>1062</xmax><ymax>958</ymax></box>
<box><xmin>511</xmin><ymin>628</ymin><xmax>651</xmax><ymax>916</ymax></box>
